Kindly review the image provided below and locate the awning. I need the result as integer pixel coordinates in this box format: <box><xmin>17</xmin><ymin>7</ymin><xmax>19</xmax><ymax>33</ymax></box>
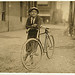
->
<box><xmin>39</xmin><ymin>14</ymin><xmax>50</xmax><ymax>16</ymax></box>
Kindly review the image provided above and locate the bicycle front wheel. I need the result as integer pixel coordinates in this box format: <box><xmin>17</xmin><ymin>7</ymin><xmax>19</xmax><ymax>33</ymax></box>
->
<box><xmin>46</xmin><ymin>34</ymin><xmax>55</xmax><ymax>59</ymax></box>
<box><xmin>21</xmin><ymin>38</ymin><xmax>42</xmax><ymax>71</ymax></box>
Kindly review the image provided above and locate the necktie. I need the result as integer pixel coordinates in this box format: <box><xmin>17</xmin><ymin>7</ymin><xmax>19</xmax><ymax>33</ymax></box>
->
<box><xmin>31</xmin><ymin>17</ymin><xmax>33</xmax><ymax>24</ymax></box>
<box><xmin>32</xmin><ymin>18</ymin><xmax>34</xmax><ymax>24</ymax></box>
<box><xmin>31</xmin><ymin>17</ymin><xmax>35</xmax><ymax>24</ymax></box>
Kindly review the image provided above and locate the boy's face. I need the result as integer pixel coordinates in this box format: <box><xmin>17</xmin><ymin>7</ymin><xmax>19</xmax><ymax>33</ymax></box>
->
<box><xmin>30</xmin><ymin>10</ymin><xmax>38</xmax><ymax>17</ymax></box>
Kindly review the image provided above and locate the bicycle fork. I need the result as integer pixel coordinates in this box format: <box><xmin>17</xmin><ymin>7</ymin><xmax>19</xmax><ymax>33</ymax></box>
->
<box><xmin>44</xmin><ymin>34</ymin><xmax>47</xmax><ymax>53</ymax></box>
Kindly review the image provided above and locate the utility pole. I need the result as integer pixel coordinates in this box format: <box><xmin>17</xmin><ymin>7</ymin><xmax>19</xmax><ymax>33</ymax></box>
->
<box><xmin>8</xmin><ymin>2</ymin><xmax>9</xmax><ymax>31</ymax></box>
<box><xmin>69</xmin><ymin>1</ymin><xmax>73</xmax><ymax>35</ymax></box>
<box><xmin>72</xmin><ymin>1</ymin><xmax>75</xmax><ymax>35</ymax></box>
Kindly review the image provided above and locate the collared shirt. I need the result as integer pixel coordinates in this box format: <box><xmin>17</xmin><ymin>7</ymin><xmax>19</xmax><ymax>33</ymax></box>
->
<box><xmin>31</xmin><ymin>17</ymin><xmax>36</xmax><ymax>24</ymax></box>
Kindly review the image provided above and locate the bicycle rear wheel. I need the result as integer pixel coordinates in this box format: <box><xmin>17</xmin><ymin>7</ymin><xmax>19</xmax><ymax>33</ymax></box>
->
<box><xmin>46</xmin><ymin>34</ymin><xmax>55</xmax><ymax>59</ymax></box>
<box><xmin>21</xmin><ymin>38</ymin><xmax>42</xmax><ymax>71</ymax></box>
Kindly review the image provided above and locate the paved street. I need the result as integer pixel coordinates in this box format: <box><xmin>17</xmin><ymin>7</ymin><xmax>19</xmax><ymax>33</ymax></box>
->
<box><xmin>0</xmin><ymin>24</ymin><xmax>75</xmax><ymax>73</ymax></box>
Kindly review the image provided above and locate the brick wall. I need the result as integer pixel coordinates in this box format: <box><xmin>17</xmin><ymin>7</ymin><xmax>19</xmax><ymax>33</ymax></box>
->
<box><xmin>8</xmin><ymin>2</ymin><xmax>27</xmax><ymax>31</ymax></box>
<box><xmin>0</xmin><ymin>2</ymin><xmax>28</xmax><ymax>32</ymax></box>
<box><xmin>0</xmin><ymin>2</ymin><xmax>8</xmax><ymax>32</ymax></box>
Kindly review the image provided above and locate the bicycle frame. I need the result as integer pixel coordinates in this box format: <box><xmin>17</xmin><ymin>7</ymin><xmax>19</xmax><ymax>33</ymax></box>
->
<box><xmin>26</xmin><ymin>27</ymin><xmax>50</xmax><ymax>53</ymax></box>
<box><xmin>39</xmin><ymin>28</ymin><xmax>50</xmax><ymax>53</ymax></box>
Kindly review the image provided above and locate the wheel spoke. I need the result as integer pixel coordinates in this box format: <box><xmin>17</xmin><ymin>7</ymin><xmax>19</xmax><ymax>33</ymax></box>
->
<box><xmin>46</xmin><ymin>35</ymin><xmax>55</xmax><ymax>59</ymax></box>
<box><xmin>21</xmin><ymin>38</ymin><xmax>42</xmax><ymax>70</ymax></box>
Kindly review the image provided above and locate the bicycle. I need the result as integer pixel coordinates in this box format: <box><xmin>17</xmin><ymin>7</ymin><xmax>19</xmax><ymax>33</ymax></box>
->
<box><xmin>21</xmin><ymin>25</ymin><xmax>55</xmax><ymax>71</ymax></box>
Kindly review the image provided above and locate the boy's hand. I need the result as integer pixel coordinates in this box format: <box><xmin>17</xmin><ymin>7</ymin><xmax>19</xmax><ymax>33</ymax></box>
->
<box><xmin>32</xmin><ymin>24</ymin><xmax>37</xmax><ymax>27</ymax></box>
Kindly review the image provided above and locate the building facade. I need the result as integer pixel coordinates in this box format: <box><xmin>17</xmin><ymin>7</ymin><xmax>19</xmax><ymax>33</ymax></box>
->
<box><xmin>37</xmin><ymin>1</ymin><xmax>57</xmax><ymax>24</ymax></box>
<box><xmin>69</xmin><ymin>1</ymin><xmax>75</xmax><ymax>36</ymax></box>
<box><xmin>0</xmin><ymin>1</ymin><xmax>63</xmax><ymax>32</ymax></box>
<box><xmin>0</xmin><ymin>2</ymin><xmax>28</xmax><ymax>32</ymax></box>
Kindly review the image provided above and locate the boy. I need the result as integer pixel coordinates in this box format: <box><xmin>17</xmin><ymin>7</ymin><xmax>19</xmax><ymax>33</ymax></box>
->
<box><xmin>26</xmin><ymin>7</ymin><xmax>42</xmax><ymax>39</ymax></box>
<box><xmin>24</xmin><ymin>7</ymin><xmax>42</xmax><ymax>61</ymax></box>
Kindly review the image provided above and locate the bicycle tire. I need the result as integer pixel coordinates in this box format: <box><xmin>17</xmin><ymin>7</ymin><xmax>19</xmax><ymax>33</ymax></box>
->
<box><xmin>21</xmin><ymin>38</ymin><xmax>42</xmax><ymax>71</ymax></box>
<box><xmin>46</xmin><ymin>34</ymin><xmax>55</xmax><ymax>59</ymax></box>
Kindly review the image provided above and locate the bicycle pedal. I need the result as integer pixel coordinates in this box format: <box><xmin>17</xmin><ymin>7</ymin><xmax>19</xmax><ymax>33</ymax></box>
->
<box><xmin>23</xmin><ymin>56</ymin><xmax>26</xmax><ymax>61</ymax></box>
<box><xmin>31</xmin><ymin>62</ymin><xmax>33</xmax><ymax>64</ymax></box>
<box><xmin>34</xmin><ymin>53</ymin><xmax>39</xmax><ymax>56</ymax></box>
<box><xmin>42</xmin><ymin>53</ymin><xmax>44</xmax><ymax>55</ymax></box>
<box><xmin>43</xmin><ymin>50</ymin><xmax>47</xmax><ymax>53</ymax></box>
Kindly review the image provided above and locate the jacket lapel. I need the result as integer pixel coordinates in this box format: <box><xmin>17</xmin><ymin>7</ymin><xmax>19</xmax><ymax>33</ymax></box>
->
<box><xmin>35</xmin><ymin>16</ymin><xmax>38</xmax><ymax>24</ymax></box>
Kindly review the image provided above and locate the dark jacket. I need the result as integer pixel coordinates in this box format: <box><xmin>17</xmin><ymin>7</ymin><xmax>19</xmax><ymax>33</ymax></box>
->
<box><xmin>26</xmin><ymin>15</ymin><xmax>42</xmax><ymax>29</ymax></box>
<box><xmin>26</xmin><ymin>15</ymin><xmax>42</xmax><ymax>39</ymax></box>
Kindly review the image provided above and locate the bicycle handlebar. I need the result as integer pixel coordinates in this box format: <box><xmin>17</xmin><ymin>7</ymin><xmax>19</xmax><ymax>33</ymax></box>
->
<box><xmin>41</xmin><ymin>25</ymin><xmax>49</xmax><ymax>29</ymax></box>
<box><xmin>26</xmin><ymin>28</ymin><xmax>39</xmax><ymax>33</ymax></box>
<box><xmin>26</xmin><ymin>25</ymin><xmax>50</xmax><ymax>33</ymax></box>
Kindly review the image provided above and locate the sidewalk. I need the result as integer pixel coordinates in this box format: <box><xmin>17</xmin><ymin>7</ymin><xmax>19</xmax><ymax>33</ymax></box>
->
<box><xmin>43</xmin><ymin>23</ymin><xmax>68</xmax><ymax>30</ymax></box>
<box><xmin>0</xmin><ymin>25</ymin><xmax>75</xmax><ymax>73</ymax></box>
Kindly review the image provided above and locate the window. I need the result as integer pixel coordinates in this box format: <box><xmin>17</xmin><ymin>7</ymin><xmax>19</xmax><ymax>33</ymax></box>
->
<box><xmin>34</xmin><ymin>1</ymin><xmax>37</xmax><ymax>7</ymax></box>
<box><xmin>2</xmin><ymin>2</ymin><xmax>6</xmax><ymax>21</ymax></box>
<box><xmin>20</xmin><ymin>2</ymin><xmax>22</xmax><ymax>22</ymax></box>
<box><xmin>37</xmin><ymin>1</ymin><xmax>48</xmax><ymax>6</ymax></box>
<box><xmin>28</xmin><ymin>2</ymin><xmax>30</xmax><ymax>9</ymax></box>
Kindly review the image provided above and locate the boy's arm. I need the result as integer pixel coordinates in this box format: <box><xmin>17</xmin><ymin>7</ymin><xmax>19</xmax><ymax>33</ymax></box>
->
<box><xmin>26</xmin><ymin>17</ymin><xmax>43</xmax><ymax>29</ymax></box>
<box><xmin>26</xmin><ymin>18</ymin><xmax>32</xmax><ymax>29</ymax></box>
<box><xmin>36</xmin><ymin>17</ymin><xmax>43</xmax><ymax>29</ymax></box>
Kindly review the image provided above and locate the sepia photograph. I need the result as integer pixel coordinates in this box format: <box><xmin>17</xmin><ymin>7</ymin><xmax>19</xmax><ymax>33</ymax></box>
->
<box><xmin>0</xmin><ymin>1</ymin><xmax>75</xmax><ymax>73</ymax></box>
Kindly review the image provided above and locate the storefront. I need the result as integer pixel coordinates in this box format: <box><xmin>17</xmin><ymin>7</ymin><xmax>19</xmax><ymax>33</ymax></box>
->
<box><xmin>39</xmin><ymin>14</ymin><xmax>50</xmax><ymax>24</ymax></box>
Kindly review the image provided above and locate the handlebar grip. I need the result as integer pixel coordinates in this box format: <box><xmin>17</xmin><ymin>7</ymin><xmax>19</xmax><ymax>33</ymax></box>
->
<box><xmin>26</xmin><ymin>28</ymin><xmax>39</xmax><ymax>33</ymax></box>
<box><xmin>26</xmin><ymin>28</ymin><xmax>30</xmax><ymax>33</ymax></box>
